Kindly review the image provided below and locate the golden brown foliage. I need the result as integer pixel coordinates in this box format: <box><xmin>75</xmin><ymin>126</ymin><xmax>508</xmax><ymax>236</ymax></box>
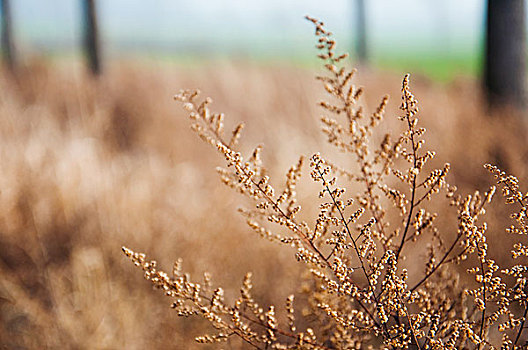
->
<box><xmin>123</xmin><ymin>18</ymin><xmax>528</xmax><ymax>349</ymax></box>
<box><xmin>0</xmin><ymin>61</ymin><xmax>328</xmax><ymax>349</ymax></box>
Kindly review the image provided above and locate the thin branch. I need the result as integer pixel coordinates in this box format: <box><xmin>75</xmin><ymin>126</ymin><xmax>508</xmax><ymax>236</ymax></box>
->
<box><xmin>396</xmin><ymin>294</ymin><xmax>422</xmax><ymax>350</ymax></box>
<box><xmin>409</xmin><ymin>231</ymin><xmax>462</xmax><ymax>292</ymax></box>
<box><xmin>515</xmin><ymin>306</ymin><xmax>528</xmax><ymax>345</ymax></box>
<box><xmin>315</xmin><ymin>162</ymin><xmax>390</xmax><ymax>339</ymax></box>
<box><xmin>395</xmin><ymin>93</ymin><xmax>419</xmax><ymax>262</ymax></box>
<box><xmin>478</xmin><ymin>250</ymin><xmax>487</xmax><ymax>348</ymax></box>
<box><xmin>414</xmin><ymin>167</ymin><xmax>449</xmax><ymax>207</ymax></box>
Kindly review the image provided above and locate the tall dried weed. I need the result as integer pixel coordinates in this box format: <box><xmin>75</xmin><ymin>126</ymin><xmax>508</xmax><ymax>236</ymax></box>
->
<box><xmin>124</xmin><ymin>18</ymin><xmax>528</xmax><ymax>349</ymax></box>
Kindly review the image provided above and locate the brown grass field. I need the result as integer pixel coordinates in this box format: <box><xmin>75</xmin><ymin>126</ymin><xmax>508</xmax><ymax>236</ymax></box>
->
<box><xmin>0</xmin><ymin>55</ymin><xmax>527</xmax><ymax>348</ymax></box>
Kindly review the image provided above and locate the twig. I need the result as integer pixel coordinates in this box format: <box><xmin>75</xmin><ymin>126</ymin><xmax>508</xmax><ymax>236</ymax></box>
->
<box><xmin>395</xmin><ymin>91</ymin><xmax>419</xmax><ymax>262</ymax></box>
<box><xmin>315</xmin><ymin>161</ymin><xmax>390</xmax><ymax>339</ymax></box>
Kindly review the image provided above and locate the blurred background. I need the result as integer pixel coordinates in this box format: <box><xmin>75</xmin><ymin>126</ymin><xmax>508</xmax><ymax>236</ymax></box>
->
<box><xmin>10</xmin><ymin>0</ymin><xmax>484</xmax><ymax>81</ymax></box>
<box><xmin>1</xmin><ymin>1</ymin><xmax>528</xmax><ymax>349</ymax></box>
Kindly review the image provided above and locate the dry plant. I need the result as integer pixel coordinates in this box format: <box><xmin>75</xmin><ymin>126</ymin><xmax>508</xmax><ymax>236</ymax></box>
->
<box><xmin>122</xmin><ymin>18</ymin><xmax>528</xmax><ymax>349</ymax></box>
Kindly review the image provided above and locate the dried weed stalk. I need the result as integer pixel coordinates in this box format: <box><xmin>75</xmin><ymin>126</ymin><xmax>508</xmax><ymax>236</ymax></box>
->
<box><xmin>123</xmin><ymin>18</ymin><xmax>528</xmax><ymax>349</ymax></box>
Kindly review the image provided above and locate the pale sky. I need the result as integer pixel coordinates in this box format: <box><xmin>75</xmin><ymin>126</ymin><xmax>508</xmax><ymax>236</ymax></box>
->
<box><xmin>10</xmin><ymin>0</ymin><xmax>485</xmax><ymax>56</ymax></box>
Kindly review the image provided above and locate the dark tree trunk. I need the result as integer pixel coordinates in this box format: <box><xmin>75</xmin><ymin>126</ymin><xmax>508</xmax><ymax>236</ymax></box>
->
<box><xmin>484</xmin><ymin>0</ymin><xmax>526</xmax><ymax>109</ymax></box>
<box><xmin>83</xmin><ymin>0</ymin><xmax>101</xmax><ymax>75</ymax></box>
<box><xmin>354</xmin><ymin>0</ymin><xmax>367</xmax><ymax>64</ymax></box>
<box><xmin>1</xmin><ymin>0</ymin><xmax>15</xmax><ymax>70</ymax></box>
